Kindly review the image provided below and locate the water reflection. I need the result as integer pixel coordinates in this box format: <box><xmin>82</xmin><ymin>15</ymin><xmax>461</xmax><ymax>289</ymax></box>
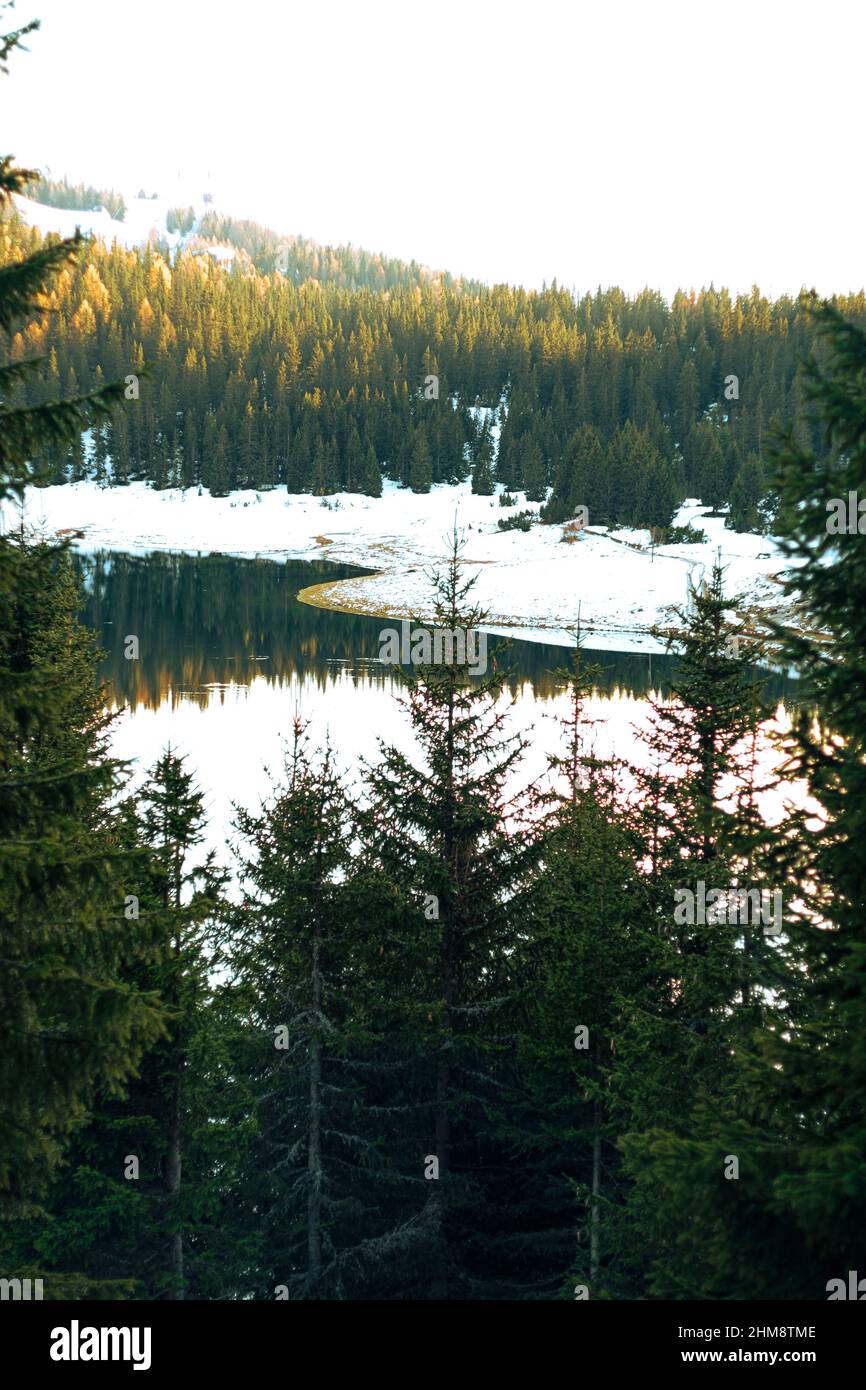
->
<box><xmin>73</xmin><ymin>551</ymin><xmax>796</xmax><ymax>710</ymax></box>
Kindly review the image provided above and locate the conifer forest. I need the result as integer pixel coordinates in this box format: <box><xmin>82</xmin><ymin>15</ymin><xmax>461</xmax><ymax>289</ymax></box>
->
<box><xmin>1</xmin><ymin>0</ymin><xmax>865</xmax><ymax>1356</ymax></box>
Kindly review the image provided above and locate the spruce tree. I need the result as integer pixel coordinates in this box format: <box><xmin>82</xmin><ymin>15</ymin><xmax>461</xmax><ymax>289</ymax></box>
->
<box><xmin>0</xmin><ymin>14</ymin><xmax>163</xmax><ymax>1216</ymax></box>
<box><xmin>521</xmin><ymin>438</ymin><xmax>547</xmax><ymax>503</ymax></box>
<box><xmin>409</xmin><ymin>426</ymin><xmax>433</xmax><ymax>494</ymax></box>
<box><xmin>728</xmin><ymin>453</ymin><xmax>766</xmax><ymax>533</ymax></box>
<box><xmin>229</xmin><ymin>724</ymin><xmax>400</xmax><ymax>1298</ymax></box>
<box><xmin>0</xmin><ymin>536</ymin><xmax>171</xmax><ymax>1213</ymax></box>
<box><xmin>2</xmin><ymin>754</ymin><xmax>227</xmax><ymax>1298</ymax></box>
<box><xmin>361</xmin><ymin>440</ymin><xmax>382</xmax><ymax>497</ymax></box>
<box><xmin>502</xmin><ymin>639</ymin><xmax>665</xmax><ymax>1298</ymax></box>
<box><xmin>470</xmin><ymin>417</ymin><xmax>495</xmax><ymax>495</ymax></box>
<box><xmin>134</xmin><ymin>751</ymin><xmax>227</xmax><ymax>1298</ymax></box>
<box><xmin>647</xmin><ymin>301</ymin><xmax>866</xmax><ymax>1298</ymax></box>
<box><xmin>358</xmin><ymin>535</ymin><xmax>538</xmax><ymax>1297</ymax></box>
<box><xmin>616</xmin><ymin>562</ymin><xmax>790</xmax><ymax>1297</ymax></box>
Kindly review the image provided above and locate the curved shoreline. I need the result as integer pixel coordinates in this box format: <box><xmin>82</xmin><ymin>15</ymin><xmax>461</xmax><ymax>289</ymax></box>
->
<box><xmin>5</xmin><ymin>478</ymin><xmax>795</xmax><ymax>656</ymax></box>
<box><xmin>296</xmin><ymin>571</ymin><xmax>397</xmax><ymax>621</ymax></box>
<box><xmin>295</xmin><ymin>565</ymin><xmax>801</xmax><ymax>662</ymax></box>
<box><xmin>295</xmin><ymin>569</ymin><xmax>676</xmax><ymax>651</ymax></box>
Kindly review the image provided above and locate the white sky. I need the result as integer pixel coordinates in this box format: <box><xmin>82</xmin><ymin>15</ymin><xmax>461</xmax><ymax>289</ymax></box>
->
<box><xmin>107</xmin><ymin>674</ymin><xmax>665</xmax><ymax>879</ymax></box>
<box><xmin>1</xmin><ymin>0</ymin><xmax>863</xmax><ymax>298</ymax></box>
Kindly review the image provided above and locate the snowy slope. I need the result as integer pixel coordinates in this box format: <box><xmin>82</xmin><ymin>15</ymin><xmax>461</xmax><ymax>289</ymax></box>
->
<box><xmin>11</xmin><ymin>192</ymin><xmax>237</xmax><ymax>265</ymax></box>
<box><xmin>2</xmin><ymin>480</ymin><xmax>793</xmax><ymax>654</ymax></box>
<box><xmin>4</xmin><ymin>197</ymin><xmax>793</xmax><ymax>652</ymax></box>
<box><xmin>13</xmin><ymin>192</ymin><xmax>178</xmax><ymax>251</ymax></box>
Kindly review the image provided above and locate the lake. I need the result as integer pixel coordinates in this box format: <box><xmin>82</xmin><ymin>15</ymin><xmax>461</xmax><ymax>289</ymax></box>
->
<box><xmin>74</xmin><ymin>550</ymin><xmax>796</xmax><ymax>867</ymax></box>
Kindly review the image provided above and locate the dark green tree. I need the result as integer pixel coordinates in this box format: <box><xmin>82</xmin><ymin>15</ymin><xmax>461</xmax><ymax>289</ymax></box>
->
<box><xmin>728</xmin><ymin>453</ymin><xmax>766</xmax><ymax>533</ymax></box>
<box><xmin>409</xmin><ymin>425</ymin><xmax>433</xmax><ymax>494</ymax></box>
<box><xmin>3</xmin><ymin>753</ymin><xmax>228</xmax><ymax>1299</ymax></box>
<box><xmin>358</xmin><ymin>536</ymin><xmax>538</xmax><ymax>1297</ymax></box>
<box><xmin>0</xmin><ymin>11</ymin><xmax>162</xmax><ymax>1217</ymax></box>
<box><xmin>470</xmin><ymin>416</ymin><xmax>495</xmax><ymax>495</ymax></box>
<box><xmin>229</xmin><ymin>724</ymin><xmax>400</xmax><ymax>1298</ymax></box>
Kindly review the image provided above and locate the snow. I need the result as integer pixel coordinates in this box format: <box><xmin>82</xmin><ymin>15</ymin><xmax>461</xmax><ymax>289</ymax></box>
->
<box><xmin>2</xmin><ymin>480</ymin><xmax>793</xmax><ymax>654</ymax></box>
<box><xmin>466</xmin><ymin>397</ymin><xmax>505</xmax><ymax>447</ymax></box>
<box><xmin>0</xmin><ymin>189</ymin><xmax>791</xmax><ymax>652</ymax></box>
<box><xmin>11</xmin><ymin>193</ymin><xmax>236</xmax><ymax>265</ymax></box>
<box><xmin>12</xmin><ymin>192</ymin><xmax>177</xmax><ymax>252</ymax></box>
<box><xmin>191</xmin><ymin>243</ymin><xmax>236</xmax><ymax>265</ymax></box>
<box><xmin>6</xmin><ymin>197</ymin><xmax>792</xmax><ymax>652</ymax></box>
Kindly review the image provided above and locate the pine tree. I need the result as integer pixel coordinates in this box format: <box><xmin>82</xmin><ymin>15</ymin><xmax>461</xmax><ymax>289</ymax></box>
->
<box><xmin>201</xmin><ymin>422</ymin><xmax>230</xmax><ymax>496</ymax></box>
<box><xmin>344</xmin><ymin>423</ymin><xmax>363</xmax><ymax>492</ymax></box>
<box><xmin>229</xmin><ymin>724</ymin><xmax>399</xmax><ymax>1298</ymax></box>
<box><xmin>360</xmin><ymin>440</ymin><xmax>382</xmax><ymax>497</ymax></box>
<box><xmin>470</xmin><ymin>417</ymin><xmax>495</xmax><ymax>495</ymax></box>
<box><xmin>542</xmin><ymin>423</ymin><xmax>603</xmax><ymax>524</ymax></box>
<box><xmin>135</xmin><ymin>751</ymin><xmax>227</xmax><ymax>1298</ymax></box>
<box><xmin>2</xmin><ymin>755</ymin><xmax>228</xmax><ymax>1299</ymax></box>
<box><xmin>358</xmin><ymin>535</ymin><xmax>538</xmax><ymax>1297</ymax></box>
<box><xmin>182</xmin><ymin>408</ymin><xmax>198</xmax><ymax>489</ymax></box>
<box><xmin>310</xmin><ymin>435</ymin><xmax>337</xmax><ymax>495</ymax></box>
<box><xmin>503</xmin><ymin>638</ymin><xmax>665</xmax><ymax>1298</ymax></box>
<box><xmin>616</xmin><ymin>561</ymin><xmax>788</xmax><ymax>1297</ymax></box>
<box><xmin>0</xmin><ymin>541</ymin><xmax>168</xmax><ymax>1213</ymax></box>
<box><xmin>521</xmin><ymin>438</ymin><xmax>547</xmax><ymax>503</ymax></box>
<box><xmin>689</xmin><ymin>419</ymin><xmax>727</xmax><ymax>511</ymax></box>
<box><xmin>110</xmin><ymin>408</ymin><xmax>132</xmax><ymax>486</ymax></box>
<box><xmin>665</xmin><ymin>300</ymin><xmax>866</xmax><ymax>1297</ymax></box>
<box><xmin>636</xmin><ymin>454</ymin><xmax>676</xmax><ymax>530</ymax></box>
<box><xmin>0</xmin><ymin>16</ymin><xmax>163</xmax><ymax>1216</ymax></box>
<box><xmin>676</xmin><ymin>357</ymin><xmax>700</xmax><ymax>445</ymax></box>
<box><xmin>727</xmin><ymin>453</ymin><xmax>765</xmax><ymax>532</ymax></box>
<box><xmin>409</xmin><ymin>426</ymin><xmax>433</xmax><ymax>494</ymax></box>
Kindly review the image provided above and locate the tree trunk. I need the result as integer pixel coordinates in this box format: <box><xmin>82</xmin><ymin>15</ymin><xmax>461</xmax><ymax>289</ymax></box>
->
<box><xmin>590</xmin><ymin>1101</ymin><xmax>601</xmax><ymax>1287</ymax></box>
<box><xmin>308</xmin><ymin>921</ymin><xmax>323</xmax><ymax>1290</ymax></box>
<box><xmin>427</xmin><ymin>936</ymin><xmax>452</xmax><ymax>1300</ymax></box>
<box><xmin>165</xmin><ymin>1065</ymin><xmax>184</xmax><ymax>1300</ymax></box>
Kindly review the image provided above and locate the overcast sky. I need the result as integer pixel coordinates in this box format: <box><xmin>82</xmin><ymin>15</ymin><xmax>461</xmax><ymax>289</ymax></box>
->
<box><xmin>1</xmin><ymin>0</ymin><xmax>862</xmax><ymax>298</ymax></box>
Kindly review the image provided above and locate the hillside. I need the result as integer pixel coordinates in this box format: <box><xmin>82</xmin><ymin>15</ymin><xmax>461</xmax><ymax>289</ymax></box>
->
<box><xmin>4</xmin><ymin>178</ymin><xmax>866</xmax><ymax>541</ymax></box>
<box><xmin>13</xmin><ymin>182</ymin><xmax>465</xmax><ymax>290</ymax></box>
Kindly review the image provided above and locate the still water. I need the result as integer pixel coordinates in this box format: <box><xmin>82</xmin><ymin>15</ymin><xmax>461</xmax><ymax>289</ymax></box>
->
<box><xmin>74</xmin><ymin>551</ymin><xmax>795</xmax><ymax>863</ymax></box>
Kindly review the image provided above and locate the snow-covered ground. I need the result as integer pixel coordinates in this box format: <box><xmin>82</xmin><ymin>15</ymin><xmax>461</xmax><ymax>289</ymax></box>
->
<box><xmin>14</xmin><ymin>192</ymin><xmax>181</xmax><ymax>252</ymax></box>
<box><xmin>6</xmin><ymin>193</ymin><xmax>792</xmax><ymax>651</ymax></box>
<box><xmin>11</xmin><ymin>192</ymin><xmax>237</xmax><ymax>266</ymax></box>
<box><xmin>3</xmin><ymin>480</ymin><xmax>792</xmax><ymax>654</ymax></box>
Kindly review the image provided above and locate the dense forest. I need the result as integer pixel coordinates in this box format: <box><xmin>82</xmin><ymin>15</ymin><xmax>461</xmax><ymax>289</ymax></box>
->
<box><xmin>27</xmin><ymin>172</ymin><xmax>127</xmax><ymax>221</ymax></box>
<box><xmin>196</xmin><ymin>208</ymin><xmax>481</xmax><ymax>294</ymax></box>
<box><xmin>3</xmin><ymin>9</ymin><xmax>866</xmax><ymax>1307</ymax></box>
<box><xmin>4</xmin><ymin>438</ymin><xmax>866</xmax><ymax>1296</ymax></box>
<box><xmin>4</xmin><ymin>193</ymin><xmax>866</xmax><ymax>533</ymax></box>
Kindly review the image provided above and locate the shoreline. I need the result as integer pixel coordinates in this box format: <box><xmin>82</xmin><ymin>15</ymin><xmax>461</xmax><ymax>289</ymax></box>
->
<box><xmin>295</xmin><ymin>570</ymin><xmax>681</xmax><ymax>654</ymax></box>
<box><xmin>4</xmin><ymin>479</ymin><xmax>795</xmax><ymax>656</ymax></box>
